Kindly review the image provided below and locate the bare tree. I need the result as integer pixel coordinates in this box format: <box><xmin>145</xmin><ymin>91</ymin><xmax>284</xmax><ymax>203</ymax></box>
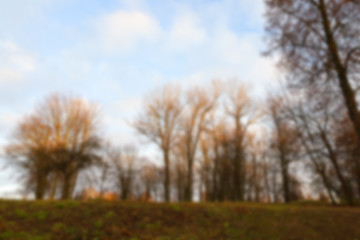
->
<box><xmin>172</xmin><ymin>143</ymin><xmax>187</xmax><ymax>202</ymax></box>
<box><xmin>140</xmin><ymin>161</ymin><xmax>162</xmax><ymax>201</ymax></box>
<box><xmin>109</xmin><ymin>145</ymin><xmax>138</xmax><ymax>200</ymax></box>
<box><xmin>285</xmin><ymin>85</ymin><xmax>356</xmax><ymax>204</ymax></box>
<box><xmin>265</xmin><ymin>0</ymin><xmax>360</xmax><ymax>143</ymax></box>
<box><xmin>82</xmin><ymin>145</ymin><xmax>113</xmax><ymax>197</ymax></box>
<box><xmin>133</xmin><ymin>85</ymin><xmax>182</xmax><ymax>202</ymax></box>
<box><xmin>210</xmin><ymin>121</ymin><xmax>234</xmax><ymax>202</ymax></box>
<box><xmin>5</xmin><ymin>116</ymin><xmax>53</xmax><ymax>199</ymax></box>
<box><xmin>225</xmin><ymin>83</ymin><xmax>259</xmax><ymax>201</ymax></box>
<box><xmin>267</xmin><ymin>96</ymin><xmax>300</xmax><ymax>203</ymax></box>
<box><xmin>6</xmin><ymin>93</ymin><xmax>102</xmax><ymax>200</ymax></box>
<box><xmin>334</xmin><ymin>116</ymin><xmax>360</xmax><ymax>200</ymax></box>
<box><xmin>180</xmin><ymin>85</ymin><xmax>219</xmax><ymax>201</ymax></box>
<box><xmin>284</xmin><ymin>94</ymin><xmax>338</xmax><ymax>204</ymax></box>
<box><xmin>246</xmin><ymin>132</ymin><xmax>267</xmax><ymax>202</ymax></box>
<box><xmin>198</xmin><ymin>134</ymin><xmax>214</xmax><ymax>202</ymax></box>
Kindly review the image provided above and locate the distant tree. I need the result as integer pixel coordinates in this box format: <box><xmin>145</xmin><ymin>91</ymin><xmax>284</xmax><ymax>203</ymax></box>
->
<box><xmin>140</xmin><ymin>161</ymin><xmax>162</xmax><ymax>201</ymax></box>
<box><xmin>133</xmin><ymin>85</ymin><xmax>182</xmax><ymax>202</ymax></box>
<box><xmin>83</xmin><ymin>144</ymin><xmax>113</xmax><ymax>197</ymax></box>
<box><xmin>180</xmin><ymin>85</ymin><xmax>219</xmax><ymax>201</ymax></box>
<box><xmin>268</xmin><ymin>96</ymin><xmax>300</xmax><ymax>203</ymax></box>
<box><xmin>225</xmin><ymin>83</ymin><xmax>259</xmax><ymax>201</ymax></box>
<box><xmin>6</xmin><ymin>116</ymin><xmax>53</xmax><ymax>199</ymax></box>
<box><xmin>6</xmin><ymin>93</ymin><xmax>102</xmax><ymax>199</ymax></box>
<box><xmin>247</xmin><ymin>132</ymin><xmax>267</xmax><ymax>202</ymax></box>
<box><xmin>207</xmin><ymin>121</ymin><xmax>234</xmax><ymax>202</ymax></box>
<box><xmin>172</xmin><ymin>143</ymin><xmax>187</xmax><ymax>202</ymax></box>
<box><xmin>111</xmin><ymin>145</ymin><xmax>138</xmax><ymax>200</ymax></box>
<box><xmin>192</xmin><ymin>83</ymin><xmax>261</xmax><ymax>202</ymax></box>
<box><xmin>198</xmin><ymin>133</ymin><xmax>214</xmax><ymax>202</ymax></box>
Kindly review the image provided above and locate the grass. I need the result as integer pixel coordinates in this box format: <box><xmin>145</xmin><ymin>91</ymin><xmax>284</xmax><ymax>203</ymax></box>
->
<box><xmin>0</xmin><ymin>200</ymin><xmax>359</xmax><ymax>240</ymax></box>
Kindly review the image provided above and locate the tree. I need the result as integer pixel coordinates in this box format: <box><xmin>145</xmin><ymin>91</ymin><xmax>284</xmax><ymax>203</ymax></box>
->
<box><xmin>283</xmin><ymin>90</ymin><xmax>339</xmax><ymax>204</ymax></box>
<box><xmin>112</xmin><ymin>145</ymin><xmax>138</xmax><ymax>200</ymax></box>
<box><xmin>172</xmin><ymin>142</ymin><xmax>187</xmax><ymax>202</ymax></box>
<box><xmin>6</xmin><ymin>93</ymin><xmax>102</xmax><ymax>199</ymax></box>
<box><xmin>279</xmin><ymin>82</ymin><xmax>357</xmax><ymax>204</ymax></box>
<box><xmin>247</xmin><ymin>132</ymin><xmax>267</xmax><ymax>202</ymax></box>
<box><xmin>140</xmin><ymin>161</ymin><xmax>162</xmax><ymax>201</ymax></box>
<box><xmin>225</xmin><ymin>83</ymin><xmax>259</xmax><ymax>201</ymax></box>
<box><xmin>268</xmin><ymin>96</ymin><xmax>300</xmax><ymax>203</ymax></box>
<box><xmin>5</xmin><ymin>115</ymin><xmax>54</xmax><ymax>199</ymax></box>
<box><xmin>335</xmin><ymin>116</ymin><xmax>360</xmax><ymax>199</ymax></box>
<box><xmin>134</xmin><ymin>85</ymin><xmax>182</xmax><ymax>202</ymax></box>
<box><xmin>180</xmin><ymin>85</ymin><xmax>219</xmax><ymax>201</ymax></box>
<box><xmin>209</xmin><ymin>121</ymin><xmax>235</xmax><ymax>201</ymax></box>
<box><xmin>264</xmin><ymin>0</ymin><xmax>360</xmax><ymax>143</ymax></box>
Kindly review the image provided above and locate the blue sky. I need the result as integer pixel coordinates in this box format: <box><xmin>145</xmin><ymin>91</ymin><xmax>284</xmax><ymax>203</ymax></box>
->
<box><xmin>0</xmin><ymin>0</ymin><xmax>279</xmax><ymax>197</ymax></box>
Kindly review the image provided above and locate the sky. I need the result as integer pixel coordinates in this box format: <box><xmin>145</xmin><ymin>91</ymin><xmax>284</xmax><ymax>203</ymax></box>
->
<box><xmin>0</xmin><ymin>0</ymin><xmax>279</xmax><ymax>197</ymax></box>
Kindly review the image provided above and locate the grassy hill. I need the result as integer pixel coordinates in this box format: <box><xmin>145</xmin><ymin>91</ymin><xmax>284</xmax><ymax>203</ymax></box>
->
<box><xmin>0</xmin><ymin>200</ymin><xmax>359</xmax><ymax>240</ymax></box>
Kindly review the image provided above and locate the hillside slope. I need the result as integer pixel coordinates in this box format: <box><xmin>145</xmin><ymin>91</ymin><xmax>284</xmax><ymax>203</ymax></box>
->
<box><xmin>0</xmin><ymin>200</ymin><xmax>359</xmax><ymax>240</ymax></box>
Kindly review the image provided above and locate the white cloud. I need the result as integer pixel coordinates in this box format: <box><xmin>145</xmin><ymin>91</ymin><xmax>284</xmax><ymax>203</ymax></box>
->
<box><xmin>203</xmin><ymin>0</ymin><xmax>265</xmax><ymax>28</ymax></box>
<box><xmin>118</xmin><ymin>0</ymin><xmax>148</xmax><ymax>9</ymax></box>
<box><xmin>113</xmin><ymin>97</ymin><xmax>142</xmax><ymax>115</ymax></box>
<box><xmin>95</xmin><ymin>10</ymin><xmax>161</xmax><ymax>52</ymax></box>
<box><xmin>171</xmin><ymin>71</ymin><xmax>209</xmax><ymax>87</ymax></box>
<box><xmin>0</xmin><ymin>41</ymin><xmax>36</xmax><ymax>85</ymax></box>
<box><xmin>0</xmin><ymin>111</ymin><xmax>20</xmax><ymax>135</ymax></box>
<box><xmin>89</xmin><ymin>7</ymin><xmax>207</xmax><ymax>55</ymax></box>
<box><xmin>8</xmin><ymin>54</ymin><xmax>36</xmax><ymax>72</ymax></box>
<box><xmin>208</xmin><ymin>28</ymin><xmax>279</xmax><ymax>94</ymax></box>
<box><xmin>211</xmin><ymin>30</ymin><xmax>259</xmax><ymax>64</ymax></box>
<box><xmin>0</xmin><ymin>69</ymin><xmax>23</xmax><ymax>84</ymax></box>
<box><xmin>163</xmin><ymin>26</ymin><xmax>279</xmax><ymax>98</ymax></box>
<box><xmin>0</xmin><ymin>0</ymin><xmax>55</xmax><ymax>27</ymax></box>
<box><xmin>101</xmin><ymin>96</ymin><xmax>143</xmax><ymax>146</ymax></box>
<box><xmin>236</xmin><ymin>0</ymin><xmax>265</xmax><ymax>26</ymax></box>
<box><xmin>169</xmin><ymin>11</ymin><xmax>207</xmax><ymax>47</ymax></box>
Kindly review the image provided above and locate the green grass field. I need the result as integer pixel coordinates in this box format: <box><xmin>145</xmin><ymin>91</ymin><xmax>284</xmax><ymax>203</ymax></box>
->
<box><xmin>0</xmin><ymin>200</ymin><xmax>359</xmax><ymax>240</ymax></box>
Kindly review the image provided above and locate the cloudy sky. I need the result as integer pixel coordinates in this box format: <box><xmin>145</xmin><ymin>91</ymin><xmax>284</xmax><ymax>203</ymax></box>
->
<box><xmin>0</xmin><ymin>0</ymin><xmax>279</xmax><ymax>197</ymax></box>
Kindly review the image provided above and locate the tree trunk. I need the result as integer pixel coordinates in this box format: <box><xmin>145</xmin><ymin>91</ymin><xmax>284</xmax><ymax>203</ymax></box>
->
<box><xmin>176</xmin><ymin>165</ymin><xmax>184</xmax><ymax>202</ymax></box>
<box><xmin>68</xmin><ymin>170</ymin><xmax>78</xmax><ymax>198</ymax></box>
<box><xmin>121</xmin><ymin>187</ymin><xmax>129</xmax><ymax>200</ymax></box>
<box><xmin>318</xmin><ymin>168</ymin><xmax>336</xmax><ymax>205</ymax></box>
<box><xmin>233</xmin><ymin>119</ymin><xmax>245</xmax><ymax>201</ymax></box>
<box><xmin>61</xmin><ymin>173</ymin><xmax>72</xmax><ymax>200</ymax></box>
<box><xmin>35</xmin><ymin>173</ymin><xmax>47</xmax><ymax>200</ymax></box>
<box><xmin>252</xmin><ymin>155</ymin><xmax>260</xmax><ymax>202</ymax></box>
<box><xmin>298</xmin><ymin>129</ymin><xmax>336</xmax><ymax>204</ymax></box>
<box><xmin>263</xmin><ymin>162</ymin><xmax>271</xmax><ymax>203</ymax></box>
<box><xmin>320</xmin><ymin>130</ymin><xmax>354</xmax><ymax>205</ymax></box>
<box><xmin>280</xmin><ymin>155</ymin><xmax>290</xmax><ymax>203</ymax></box>
<box><xmin>355</xmin><ymin>159</ymin><xmax>360</xmax><ymax>198</ymax></box>
<box><xmin>49</xmin><ymin>173</ymin><xmax>59</xmax><ymax>200</ymax></box>
<box><xmin>184</xmin><ymin>154</ymin><xmax>193</xmax><ymax>202</ymax></box>
<box><xmin>163</xmin><ymin>149</ymin><xmax>170</xmax><ymax>202</ymax></box>
<box><xmin>319</xmin><ymin>0</ymin><xmax>360</xmax><ymax>143</ymax></box>
<box><xmin>212</xmin><ymin>142</ymin><xmax>220</xmax><ymax>201</ymax></box>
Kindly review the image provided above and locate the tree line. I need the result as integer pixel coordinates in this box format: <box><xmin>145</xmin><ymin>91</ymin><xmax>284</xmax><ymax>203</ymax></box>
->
<box><xmin>3</xmin><ymin>0</ymin><xmax>360</xmax><ymax>204</ymax></box>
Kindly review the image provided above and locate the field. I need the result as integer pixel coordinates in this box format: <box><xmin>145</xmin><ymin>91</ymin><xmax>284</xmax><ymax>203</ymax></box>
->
<box><xmin>0</xmin><ymin>200</ymin><xmax>359</xmax><ymax>240</ymax></box>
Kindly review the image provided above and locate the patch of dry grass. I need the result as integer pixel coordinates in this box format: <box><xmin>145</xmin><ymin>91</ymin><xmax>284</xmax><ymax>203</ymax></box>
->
<box><xmin>0</xmin><ymin>200</ymin><xmax>359</xmax><ymax>240</ymax></box>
